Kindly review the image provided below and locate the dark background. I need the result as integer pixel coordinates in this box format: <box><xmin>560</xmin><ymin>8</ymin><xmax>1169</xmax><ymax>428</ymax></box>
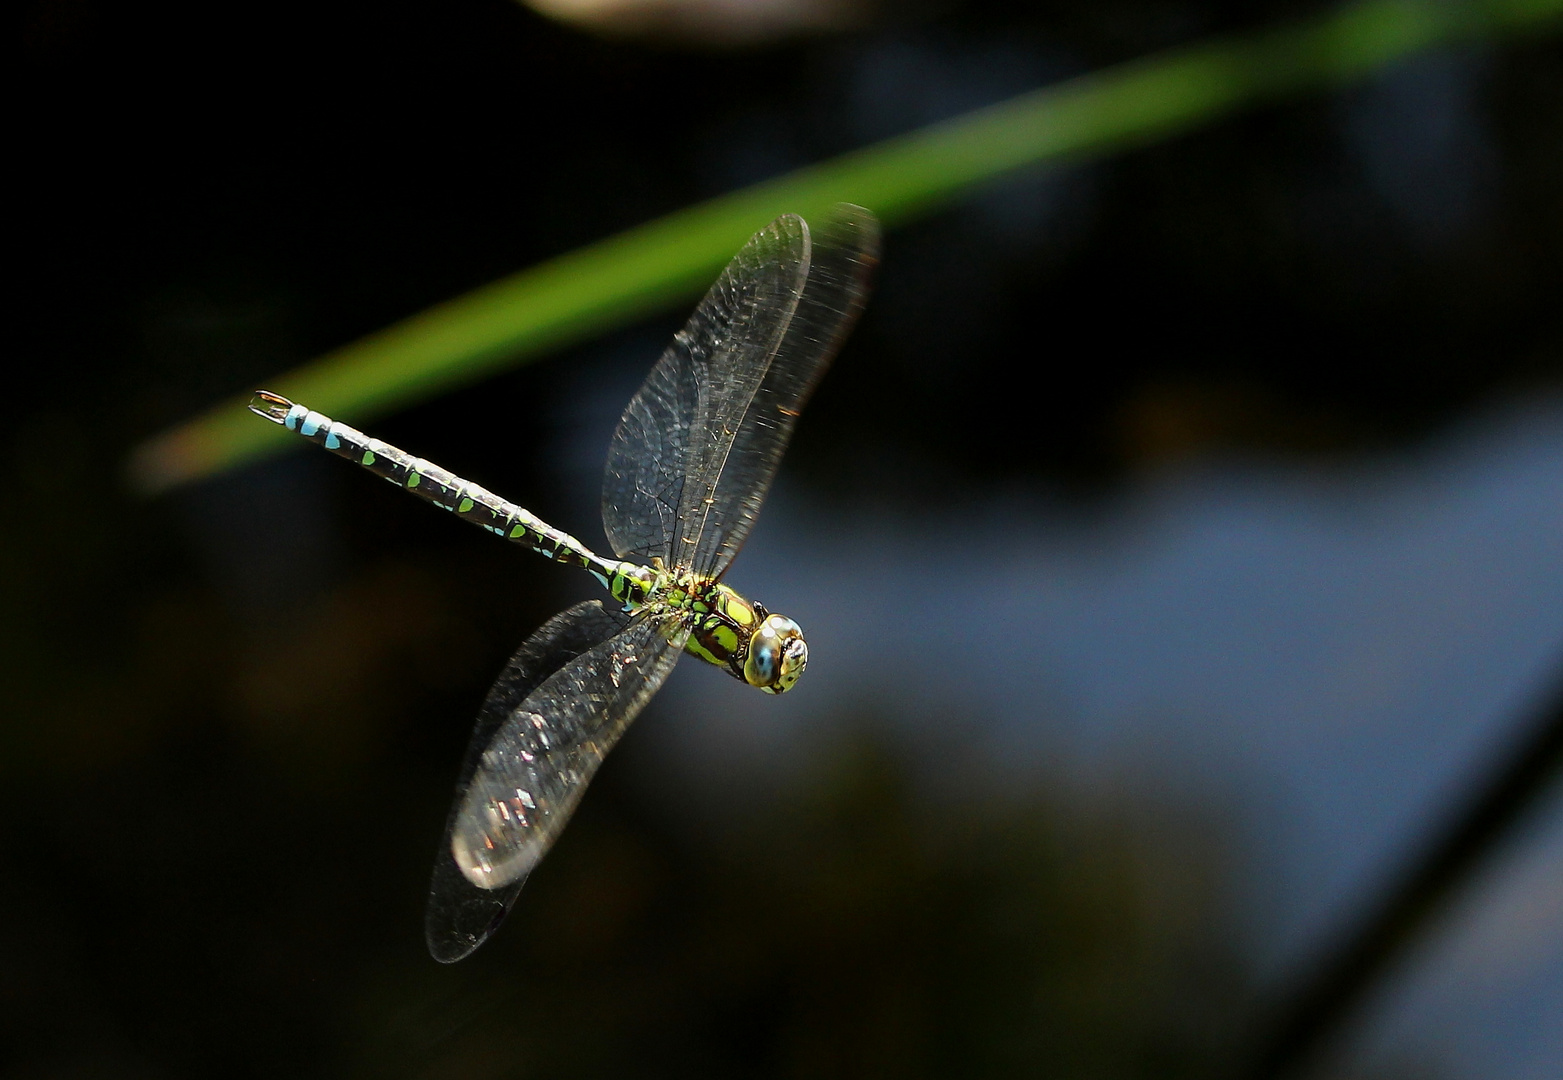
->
<box><xmin>10</xmin><ymin>1</ymin><xmax>1562</xmax><ymax>1077</ymax></box>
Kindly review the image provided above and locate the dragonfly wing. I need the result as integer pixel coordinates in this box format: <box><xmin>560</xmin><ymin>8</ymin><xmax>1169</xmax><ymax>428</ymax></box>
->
<box><xmin>601</xmin><ymin>213</ymin><xmax>812</xmax><ymax>565</ymax></box>
<box><xmin>425</xmin><ymin>601</ymin><xmax>686</xmax><ymax>962</ymax></box>
<box><xmin>678</xmin><ymin>205</ymin><xmax>879</xmax><ymax>579</ymax></box>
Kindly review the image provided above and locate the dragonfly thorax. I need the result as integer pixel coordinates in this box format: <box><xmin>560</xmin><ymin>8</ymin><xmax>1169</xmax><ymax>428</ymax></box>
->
<box><xmin>644</xmin><ymin>574</ymin><xmax>808</xmax><ymax>695</ymax></box>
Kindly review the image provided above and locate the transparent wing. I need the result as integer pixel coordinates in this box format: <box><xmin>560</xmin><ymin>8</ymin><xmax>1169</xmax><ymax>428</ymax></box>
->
<box><xmin>424</xmin><ymin>601</ymin><xmax>686</xmax><ymax>963</ymax></box>
<box><xmin>600</xmin><ymin>204</ymin><xmax>878</xmax><ymax>576</ymax></box>
<box><xmin>601</xmin><ymin>213</ymin><xmax>811</xmax><ymax>566</ymax></box>
<box><xmin>677</xmin><ymin>204</ymin><xmax>879</xmax><ymax>578</ymax></box>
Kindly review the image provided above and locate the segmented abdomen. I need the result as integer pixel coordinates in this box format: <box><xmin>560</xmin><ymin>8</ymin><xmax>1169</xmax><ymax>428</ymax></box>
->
<box><xmin>250</xmin><ymin>392</ymin><xmax>597</xmax><ymax>568</ymax></box>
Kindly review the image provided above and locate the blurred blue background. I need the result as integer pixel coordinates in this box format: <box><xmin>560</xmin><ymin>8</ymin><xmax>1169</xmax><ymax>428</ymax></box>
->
<box><xmin>10</xmin><ymin>1</ymin><xmax>1561</xmax><ymax>1077</ymax></box>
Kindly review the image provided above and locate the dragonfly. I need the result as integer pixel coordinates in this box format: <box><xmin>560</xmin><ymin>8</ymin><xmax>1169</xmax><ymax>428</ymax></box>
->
<box><xmin>249</xmin><ymin>204</ymin><xmax>878</xmax><ymax>962</ymax></box>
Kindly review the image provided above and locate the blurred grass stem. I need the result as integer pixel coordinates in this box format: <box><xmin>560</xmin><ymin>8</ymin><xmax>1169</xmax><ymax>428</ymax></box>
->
<box><xmin>129</xmin><ymin>0</ymin><xmax>1563</xmax><ymax>491</ymax></box>
<box><xmin>1246</xmin><ymin>663</ymin><xmax>1563</xmax><ymax>1078</ymax></box>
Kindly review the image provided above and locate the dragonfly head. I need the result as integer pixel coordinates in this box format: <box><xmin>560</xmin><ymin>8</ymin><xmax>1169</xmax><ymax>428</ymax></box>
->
<box><xmin>744</xmin><ymin>614</ymin><xmax>808</xmax><ymax>694</ymax></box>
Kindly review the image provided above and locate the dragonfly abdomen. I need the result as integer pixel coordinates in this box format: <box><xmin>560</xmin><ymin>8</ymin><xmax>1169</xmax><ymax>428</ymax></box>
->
<box><xmin>249</xmin><ymin>392</ymin><xmax>604</xmax><ymax>570</ymax></box>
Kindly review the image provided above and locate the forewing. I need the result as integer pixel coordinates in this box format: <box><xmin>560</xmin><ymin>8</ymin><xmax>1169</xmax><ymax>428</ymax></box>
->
<box><xmin>679</xmin><ymin>205</ymin><xmax>879</xmax><ymax>578</ymax></box>
<box><xmin>424</xmin><ymin>601</ymin><xmax>685</xmax><ymax>962</ymax></box>
<box><xmin>601</xmin><ymin>214</ymin><xmax>811</xmax><ymax>565</ymax></box>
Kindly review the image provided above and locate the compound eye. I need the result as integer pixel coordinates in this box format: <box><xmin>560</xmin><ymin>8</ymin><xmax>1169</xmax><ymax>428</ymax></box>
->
<box><xmin>744</xmin><ymin>615</ymin><xmax>807</xmax><ymax>694</ymax></box>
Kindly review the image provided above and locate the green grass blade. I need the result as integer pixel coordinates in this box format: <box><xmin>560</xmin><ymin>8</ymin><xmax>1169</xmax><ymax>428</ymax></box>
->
<box><xmin>129</xmin><ymin>0</ymin><xmax>1563</xmax><ymax>492</ymax></box>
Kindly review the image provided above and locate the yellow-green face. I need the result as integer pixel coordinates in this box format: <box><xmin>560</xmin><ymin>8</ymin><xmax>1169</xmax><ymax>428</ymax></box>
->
<box><xmin>743</xmin><ymin>614</ymin><xmax>808</xmax><ymax>694</ymax></box>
